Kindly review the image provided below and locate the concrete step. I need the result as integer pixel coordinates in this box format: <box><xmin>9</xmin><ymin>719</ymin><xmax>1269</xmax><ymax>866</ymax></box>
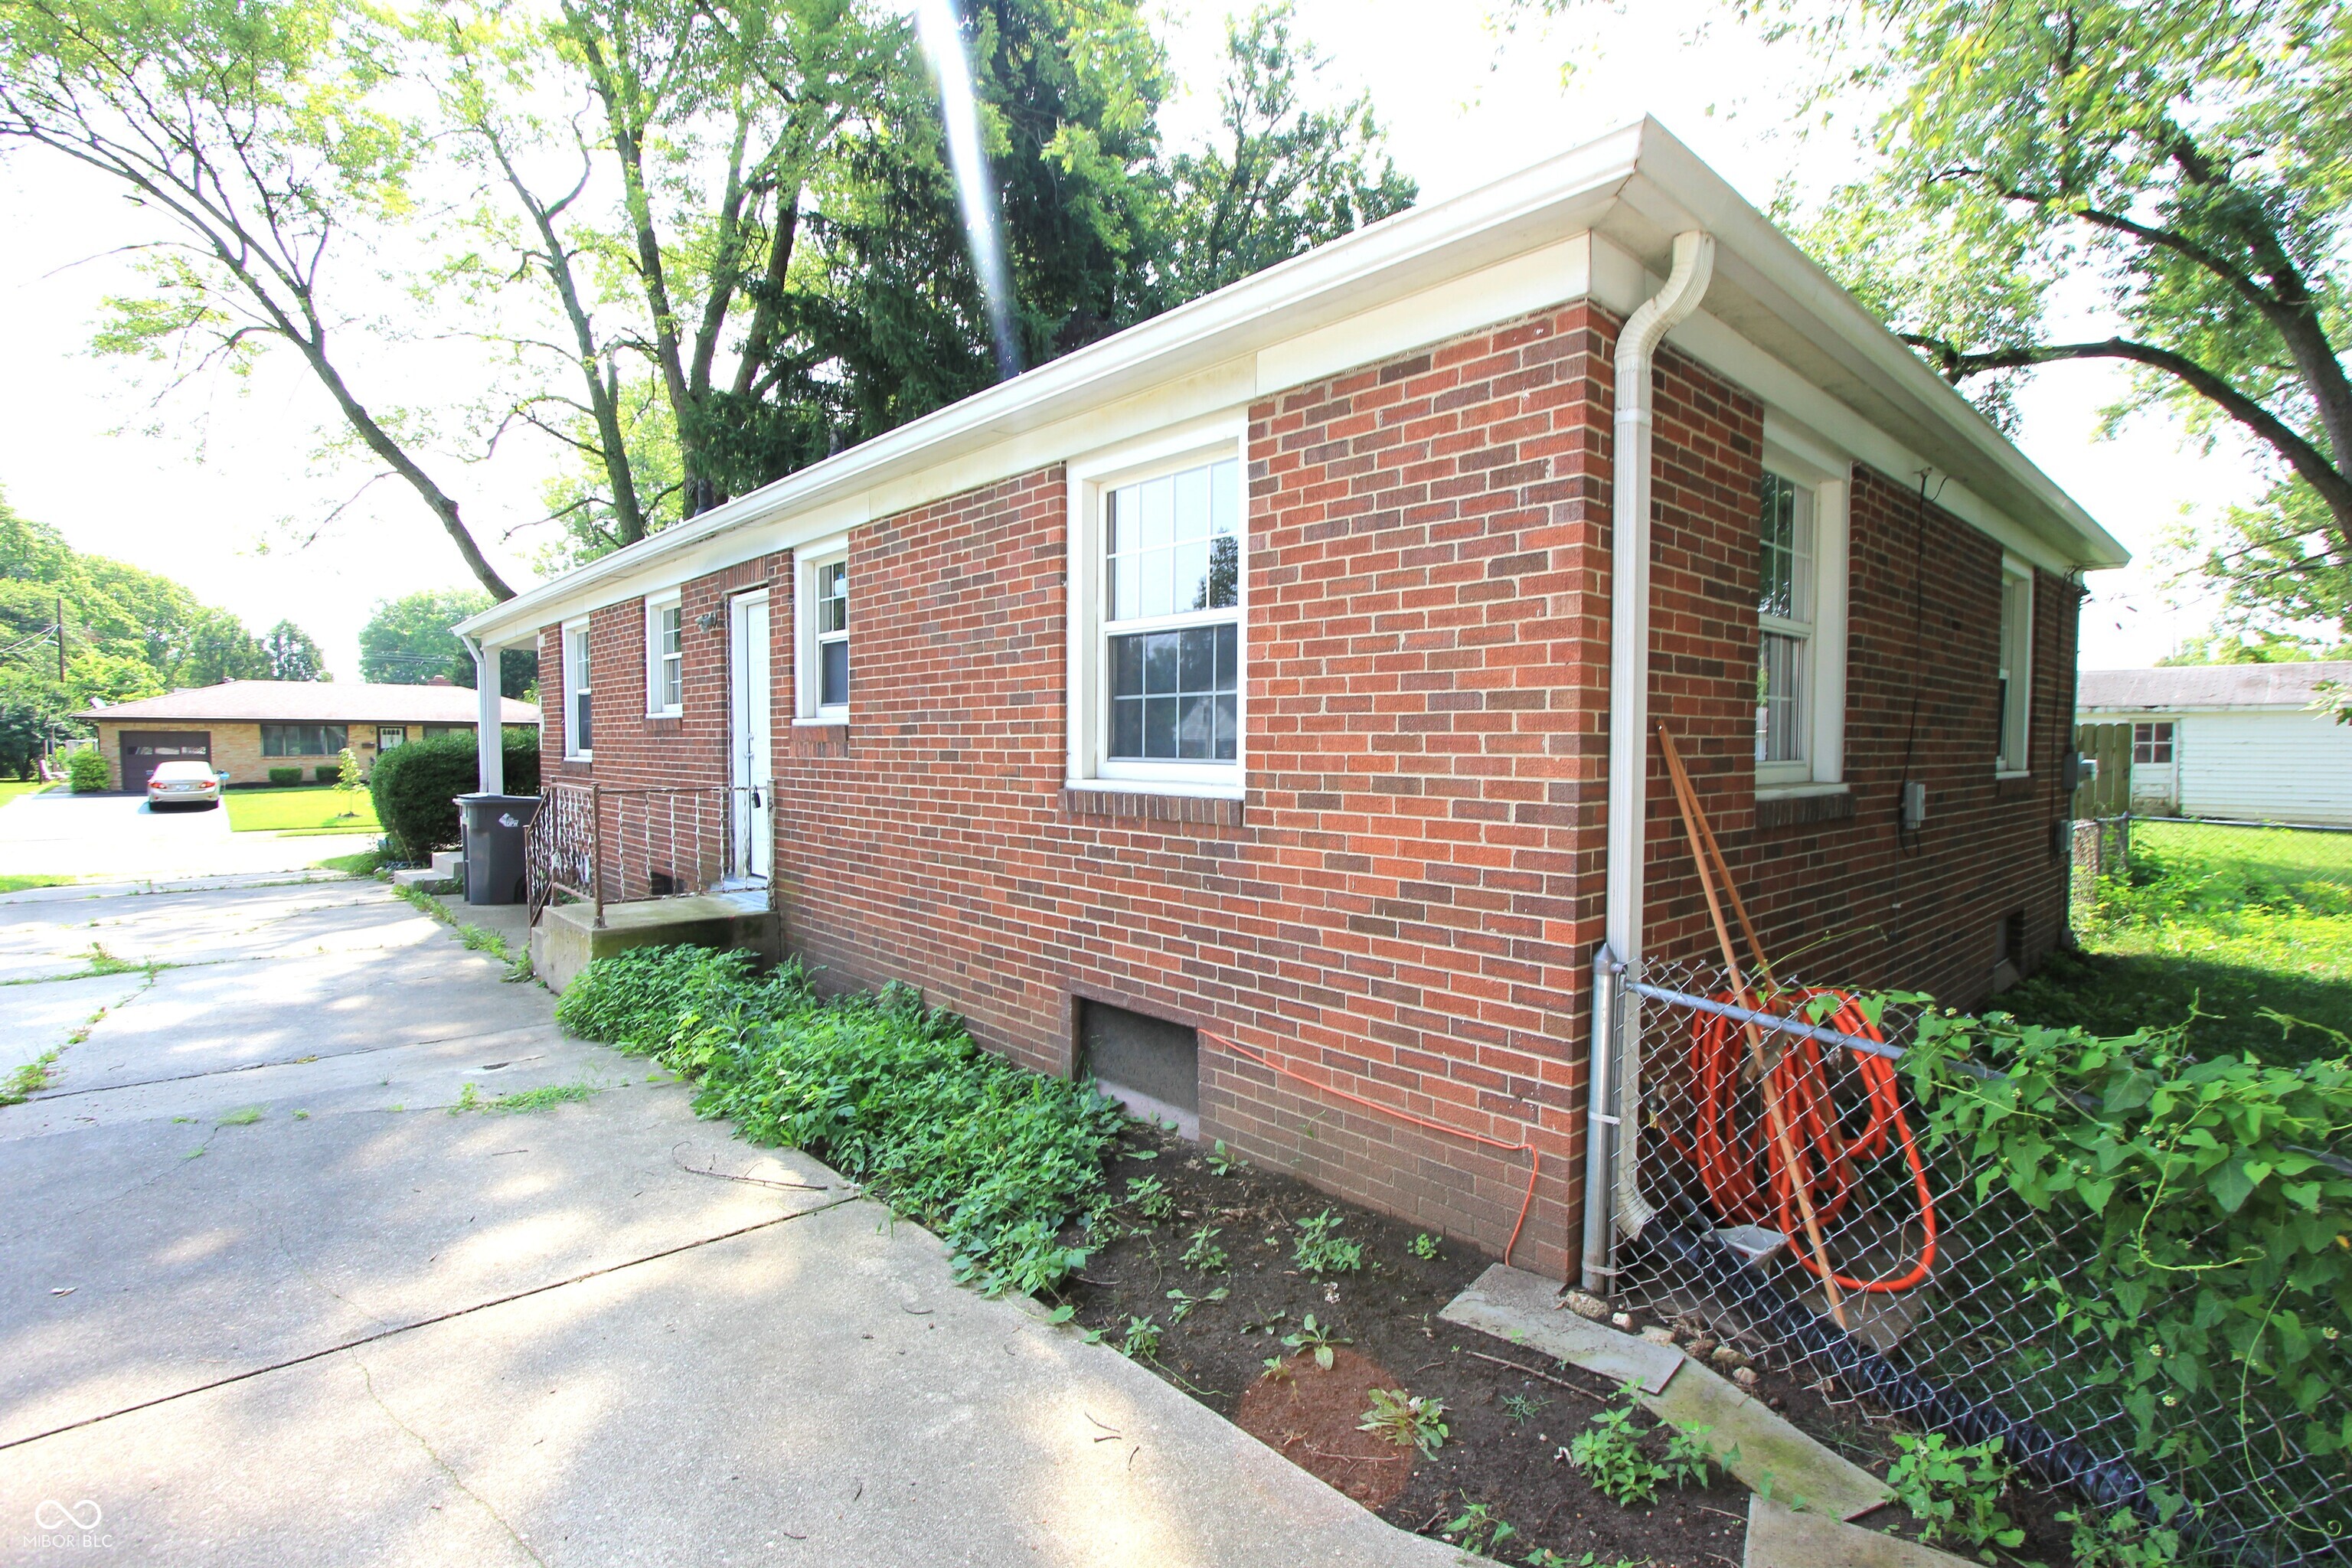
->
<box><xmin>430</xmin><ymin>850</ymin><xmax>463</xmax><ymax>878</ymax></box>
<box><xmin>1440</xmin><ymin>1264</ymin><xmax>1893</xmax><ymax>1522</ymax></box>
<box><xmin>1744</xmin><ymin>1495</ymin><xmax>1977</xmax><ymax>1568</ymax></box>
<box><xmin>392</xmin><ymin>864</ymin><xmax>459</xmax><ymax>892</ymax></box>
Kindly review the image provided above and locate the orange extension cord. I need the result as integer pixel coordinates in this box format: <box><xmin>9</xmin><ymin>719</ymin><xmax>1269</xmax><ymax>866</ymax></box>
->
<box><xmin>1198</xmin><ymin>1030</ymin><xmax>1544</xmax><ymax>1269</ymax></box>
<box><xmin>1661</xmin><ymin>988</ymin><xmax>1937</xmax><ymax>1295</ymax></box>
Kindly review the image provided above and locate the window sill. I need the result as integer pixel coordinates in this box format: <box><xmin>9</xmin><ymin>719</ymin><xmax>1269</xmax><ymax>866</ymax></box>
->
<box><xmin>564</xmin><ymin>752</ymin><xmax>593</xmax><ymax>764</ymax></box>
<box><xmin>1755</xmin><ymin>781</ymin><xmax>1848</xmax><ymax>802</ymax></box>
<box><xmin>793</xmin><ymin>714</ymin><xmax>848</xmax><ymax>728</ymax></box>
<box><xmin>1068</xmin><ymin>776</ymin><xmax>1243</xmax><ymax>802</ymax></box>
<box><xmin>1063</xmin><ymin>782</ymin><xmax>1246</xmax><ymax>827</ymax></box>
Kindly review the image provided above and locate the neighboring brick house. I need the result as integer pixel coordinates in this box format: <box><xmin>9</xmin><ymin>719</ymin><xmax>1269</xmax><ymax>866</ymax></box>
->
<box><xmin>457</xmin><ymin>120</ymin><xmax>2125</xmax><ymax>1282</ymax></box>
<box><xmin>77</xmin><ymin>681</ymin><xmax>539</xmax><ymax>792</ymax></box>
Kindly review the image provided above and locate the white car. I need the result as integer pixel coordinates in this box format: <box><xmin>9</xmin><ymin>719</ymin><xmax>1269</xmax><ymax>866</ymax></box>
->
<box><xmin>146</xmin><ymin>760</ymin><xmax>222</xmax><ymax>811</ymax></box>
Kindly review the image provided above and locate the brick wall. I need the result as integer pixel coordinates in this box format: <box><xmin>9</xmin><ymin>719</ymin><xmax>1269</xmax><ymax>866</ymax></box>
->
<box><xmin>94</xmin><ymin>720</ymin><xmax>389</xmax><ymax>789</ymax></box>
<box><xmin>1638</xmin><ymin>340</ymin><xmax>2076</xmax><ymax>1007</ymax></box>
<box><xmin>535</xmin><ymin>299</ymin><xmax>2082</xmax><ymax>1280</ymax></box>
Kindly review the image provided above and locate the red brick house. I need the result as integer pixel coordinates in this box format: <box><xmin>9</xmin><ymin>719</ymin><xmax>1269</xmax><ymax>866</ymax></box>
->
<box><xmin>454</xmin><ymin>119</ymin><xmax>2125</xmax><ymax>1282</ymax></box>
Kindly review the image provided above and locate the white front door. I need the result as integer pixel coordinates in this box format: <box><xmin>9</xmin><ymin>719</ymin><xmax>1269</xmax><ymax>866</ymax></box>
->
<box><xmin>729</xmin><ymin>590</ymin><xmax>773</xmax><ymax>880</ymax></box>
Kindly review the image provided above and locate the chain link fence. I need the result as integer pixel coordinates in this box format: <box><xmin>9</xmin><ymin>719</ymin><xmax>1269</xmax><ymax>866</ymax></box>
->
<box><xmin>2071</xmin><ymin>813</ymin><xmax>2352</xmax><ymax>931</ymax></box>
<box><xmin>1592</xmin><ymin>952</ymin><xmax>2347</xmax><ymax>1567</ymax></box>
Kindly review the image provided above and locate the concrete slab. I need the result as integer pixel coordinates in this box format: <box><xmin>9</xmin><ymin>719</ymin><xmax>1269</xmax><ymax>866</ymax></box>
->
<box><xmin>42</xmin><ymin>941</ymin><xmax>557</xmax><ymax>1096</ymax></box>
<box><xmin>1744</xmin><ymin>1494</ymin><xmax>1976</xmax><ymax>1568</ymax></box>
<box><xmin>0</xmin><ymin>1082</ymin><xmax>835</xmax><ymax>1449</ymax></box>
<box><xmin>0</xmin><ymin>972</ymin><xmax>153</xmax><ymax>1076</ymax></box>
<box><xmin>531</xmin><ymin>890</ymin><xmax>778</xmax><ymax>995</ymax></box>
<box><xmin>1439</xmin><ymin>1263</ymin><xmax>1683</xmax><ymax>1393</ymax></box>
<box><xmin>0</xmin><ymin>1197</ymin><xmax>1465</xmax><ymax>1568</ymax></box>
<box><xmin>2</xmin><ymin>861</ymin><xmax>1476</xmax><ymax>1566</ymax></box>
<box><xmin>1645</xmin><ymin>1360</ymin><xmax>1892</xmax><ymax>1521</ymax></box>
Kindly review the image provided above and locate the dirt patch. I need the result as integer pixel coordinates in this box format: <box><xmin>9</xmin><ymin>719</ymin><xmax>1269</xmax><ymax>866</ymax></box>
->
<box><xmin>1057</xmin><ymin>1124</ymin><xmax>1762</xmax><ymax>1565</ymax></box>
<box><xmin>1236</xmin><ymin>1347</ymin><xmax>1418</xmax><ymax>1509</ymax></box>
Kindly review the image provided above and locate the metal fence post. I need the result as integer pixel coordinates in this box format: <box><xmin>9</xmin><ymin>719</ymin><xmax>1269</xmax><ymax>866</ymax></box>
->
<box><xmin>589</xmin><ymin>782</ymin><xmax>605</xmax><ymax>929</ymax></box>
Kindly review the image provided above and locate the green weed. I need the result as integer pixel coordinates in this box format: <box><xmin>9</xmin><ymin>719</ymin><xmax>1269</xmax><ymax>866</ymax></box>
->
<box><xmin>2060</xmin><ymin>1492</ymin><xmax>2187</xmax><ymax>1568</ymax></box>
<box><xmin>1281</xmin><ymin>1312</ymin><xmax>1349</xmax><ymax>1370</ymax></box>
<box><xmin>488</xmin><ymin>1081</ymin><xmax>598</xmax><ymax>1114</ymax></box>
<box><xmin>1163</xmin><ymin>1285</ymin><xmax>1227</xmax><ymax>1324</ymax></box>
<box><xmin>1119</xmin><ymin>1315</ymin><xmax>1162</xmax><ymax>1358</ymax></box>
<box><xmin>216</xmin><ymin>1106</ymin><xmax>263</xmax><ymax>1126</ymax></box>
<box><xmin>1180</xmin><ymin>1225</ymin><xmax>1227</xmax><ymax>1272</ymax></box>
<box><xmin>1564</xmin><ymin>1383</ymin><xmax>1717</xmax><ymax>1508</ymax></box>
<box><xmin>556</xmin><ymin>946</ymin><xmax>1123</xmax><ymax>1297</ymax></box>
<box><xmin>1409</xmin><ymin>1231</ymin><xmax>1439</xmax><ymax>1259</ymax></box>
<box><xmin>1</xmin><ymin>1050</ymin><xmax>60</xmax><ymax>1106</ymax></box>
<box><xmin>1440</xmin><ymin>1498</ymin><xmax>1515</xmax><ymax>1557</ymax></box>
<box><xmin>1501</xmin><ymin>1392</ymin><xmax>1544</xmax><ymax>1423</ymax></box>
<box><xmin>449</xmin><ymin>1083</ymin><xmax>483</xmax><ymax>1114</ymax></box>
<box><xmin>1883</xmin><ymin>1432</ymin><xmax>2023</xmax><ymax>1557</ymax></box>
<box><xmin>1204</xmin><ymin>1138</ymin><xmax>1240</xmax><ymax>1175</ymax></box>
<box><xmin>1358</xmin><ymin>1387</ymin><xmax>1448</xmax><ymax>1457</ymax></box>
<box><xmin>1124</xmin><ymin>1174</ymin><xmax>1175</xmax><ymax>1222</ymax></box>
<box><xmin>1291</xmin><ymin>1209</ymin><xmax>1364</xmax><ymax>1276</ymax></box>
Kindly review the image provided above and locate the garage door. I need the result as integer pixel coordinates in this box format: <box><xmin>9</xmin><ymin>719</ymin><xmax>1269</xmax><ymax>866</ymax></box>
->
<box><xmin>119</xmin><ymin>731</ymin><xmax>212</xmax><ymax>793</ymax></box>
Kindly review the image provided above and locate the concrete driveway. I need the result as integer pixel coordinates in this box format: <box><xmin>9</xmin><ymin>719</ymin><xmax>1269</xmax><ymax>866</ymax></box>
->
<box><xmin>0</xmin><ymin>877</ymin><xmax>1457</xmax><ymax>1566</ymax></box>
<box><xmin>0</xmin><ymin>789</ymin><xmax>365</xmax><ymax>883</ymax></box>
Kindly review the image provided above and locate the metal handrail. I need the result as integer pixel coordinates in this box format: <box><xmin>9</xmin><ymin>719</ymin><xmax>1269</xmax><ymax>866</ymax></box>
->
<box><xmin>528</xmin><ymin>779</ymin><xmax>774</xmax><ymax>928</ymax></box>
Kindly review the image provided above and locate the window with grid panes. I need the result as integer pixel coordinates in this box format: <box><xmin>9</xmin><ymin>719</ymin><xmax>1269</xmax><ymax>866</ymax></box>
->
<box><xmin>1104</xmin><ymin>457</ymin><xmax>1240</xmax><ymax>763</ymax></box>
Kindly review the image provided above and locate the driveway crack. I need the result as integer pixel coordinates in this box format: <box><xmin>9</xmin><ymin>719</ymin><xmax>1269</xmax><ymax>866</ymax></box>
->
<box><xmin>354</xmin><ymin>1351</ymin><xmax>547</xmax><ymax>1566</ymax></box>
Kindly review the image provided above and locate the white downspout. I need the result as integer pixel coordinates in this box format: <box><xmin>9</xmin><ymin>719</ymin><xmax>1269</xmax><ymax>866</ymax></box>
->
<box><xmin>462</xmin><ymin>633</ymin><xmax>505</xmax><ymax>796</ymax></box>
<box><xmin>1585</xmin><ymin>230</ymin><xmax>1714</xmax><ymax>1291</ymax></box>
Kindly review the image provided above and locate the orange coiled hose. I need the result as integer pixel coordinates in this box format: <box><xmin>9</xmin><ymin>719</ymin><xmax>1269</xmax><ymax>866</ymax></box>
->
<box><xmin>1663</xmin><ymin>988</ymin><xmax>1936</xmax><ymax>1295</ymax></box>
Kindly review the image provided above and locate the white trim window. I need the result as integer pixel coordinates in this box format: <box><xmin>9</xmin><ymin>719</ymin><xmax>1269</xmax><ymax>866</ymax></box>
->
<box><xmin>562</xmin><ymin>619</ymin><xmax>593</xmax><ymax>759</ymax></box>
<box><xmin>795</xmin><ymin>540</ymin><xmax>850</xmax><ymax>722</ymax></box>
<box><xmin>645</xmin><ymin>591</ymin><xmax>683</xmax><ymax>716</ymax></box>
<box><xmin>1067</xmin><ymin>424</ymin><xmax>1246</xmax><ymax>795</ymax></box>
<box><xmin>1753</xmin><ymin>441</ymin><xmax>1849</xmax><ymax>792</ymax></box>
<box><xmin>1997</xmin><ymin>558</ymin><xmax>2034</xmax><ymax>774</ymax></box>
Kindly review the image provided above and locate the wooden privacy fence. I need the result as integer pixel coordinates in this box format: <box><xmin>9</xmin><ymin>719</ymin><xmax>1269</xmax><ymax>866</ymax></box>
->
<box><xmin>2071</xmin><ymin>722</ymin><xmax>2133</xmax><ymax>818</ymax></box>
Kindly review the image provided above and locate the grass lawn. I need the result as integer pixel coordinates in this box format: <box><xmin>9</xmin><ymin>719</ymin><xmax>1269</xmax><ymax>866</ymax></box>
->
<box><xmin>222</xmin><ymin>785</ymin><xmax>382</xmax><ymax>835</ymax></box>
<box><xmin>0</xmin><ymin>779</ymin><xmax>56</xmax><ymax>808</ymax></box>
<box><xmin>0</xmin><ymin>873</ymin><xmax>74</xmax><ymax>893</ymax></box>
<box><xmin>2000</xmin><ymin>818</ymin><xmax>2352</xmax><ymax>1063</ymax></box>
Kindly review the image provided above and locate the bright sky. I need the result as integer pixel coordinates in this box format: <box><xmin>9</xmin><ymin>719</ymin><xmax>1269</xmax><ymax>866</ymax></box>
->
<box><xmin>0</xmin><ymin>0</ymin><xmax>2259</xmax><ymax>680</ymax></box>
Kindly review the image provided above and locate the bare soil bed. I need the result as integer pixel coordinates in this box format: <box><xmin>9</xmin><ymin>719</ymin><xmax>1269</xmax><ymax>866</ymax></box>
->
<box><xmin>1052</xmin><ymin>1120</ymin><xmax>2093</xmax><ymax>1567</ymax></box>
<box><xmin>1052</xmin><ymin>1122</ymin><xmax>1758</xmax><ymax>1566</ymax></box>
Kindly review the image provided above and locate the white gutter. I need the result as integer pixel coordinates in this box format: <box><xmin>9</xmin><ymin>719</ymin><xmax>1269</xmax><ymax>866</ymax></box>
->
<box><xmin>1586</xmin><ymin>230</ymin><xmax>1714</xmax><ymax>1289</ymax></box>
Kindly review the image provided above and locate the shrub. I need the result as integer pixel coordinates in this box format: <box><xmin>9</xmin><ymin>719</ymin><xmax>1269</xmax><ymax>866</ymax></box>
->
<box><xmin>368</xmin><ymin>727</ymin><xmax>541</xmax><ymax>860</ymax></box>
<box><xmin>267</xmin><ymin>766</ymin><xmax>302</xmax><ymax>786</ymax></box>
<box><xmin>66</xmin><ymin>747</ymin><xmax>108</xmax><ymax>792</ymax></box>
<box><xmin>1883</xmin><ymin>1432</ymin><xmax>2024</xmax><ymax>1554</ymax></box>
<box><xmin>556</xmin><ymin>945</ymin><xmax>1125</xmax><ymax>1295</ymax></box>
<box><xmin>313</xmin><ymin>764</ymin><xmax>337</xmax><ymax>783</ymax></box>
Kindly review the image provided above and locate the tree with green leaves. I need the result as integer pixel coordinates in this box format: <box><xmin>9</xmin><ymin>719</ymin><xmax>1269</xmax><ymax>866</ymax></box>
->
<box><xmin>1158</xmin><ymin>2</ymin><xmax>1416</xmax><ymax>300</ymax></box>
<box><xmin>261</xmin><ymin>619</ymin><xmax>329</xmax><ymax>681</ymax></box>
<box><xmin>358</xmin><ymin>587</ymin><xmax>537</xmax><ymax>696</ymax></box>
<box><xmin>0</xmin><ymin>0</ymin><xmax>518</xmax><ymax>598</ymax></box>
<box><xmin>1665</xmin><ymin>0</ymin><xmax>2352</xmax><ymax>642</ymax></box>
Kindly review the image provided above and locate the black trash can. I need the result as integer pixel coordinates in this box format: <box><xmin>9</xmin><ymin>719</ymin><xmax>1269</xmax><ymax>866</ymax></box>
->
<box><xmin>454</xmin><ymin>792</ymin><xmax>541</xmax><ymax>905</ymax></box>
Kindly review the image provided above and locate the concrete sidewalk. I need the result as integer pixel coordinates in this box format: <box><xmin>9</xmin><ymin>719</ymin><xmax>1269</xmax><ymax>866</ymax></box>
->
<box><xmin>1</xmin><ymin>877</ymin><xmax>1459</xmax><ymax>1566</ymax></box>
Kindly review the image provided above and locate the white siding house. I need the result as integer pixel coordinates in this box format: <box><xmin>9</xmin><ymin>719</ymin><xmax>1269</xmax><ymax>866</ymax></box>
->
<box><xmin>2079</xmin><ymin>662</ymin><xmax>2352</xmax><ymax>826</ymax></box>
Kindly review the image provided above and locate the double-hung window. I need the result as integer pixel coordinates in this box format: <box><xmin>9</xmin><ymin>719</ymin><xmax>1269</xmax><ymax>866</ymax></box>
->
<box><xmin>1756</xmin><ymin>471</ymin><xmax>1815</xmax><ymax>782</ymax></box>
<box><xmin>563</xmin><ymin>619</ymin><xmax>593</xmax><ymax>759</ymax></box>
<box><xmin>795</xmin><ymin>541</ymin><xmax>850</xmax><ymax>722</ymax></box>
<box><xmin>1996</xmin><ymin>560</ymin><xmax>2034</xmax><ymax>774</ymax></box>
<box><xmin>646</xmin><ymin>593</ymin><xmax>683</xmax><ymax>717</ymax></box>
<box><xmin>1067</xmin><ymin>431</ymin><xmax>1246</xmax><ymax>795</ymax></box>
<box><xmin>1072</xmin><ymin>432</ymin><xmax>1251</xmax><ymax>789</ymax></box>
<box><xmin>1751</xmin><ymin>438</ymin><xmax>1851</xmax><ymax>793</ymax></box>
